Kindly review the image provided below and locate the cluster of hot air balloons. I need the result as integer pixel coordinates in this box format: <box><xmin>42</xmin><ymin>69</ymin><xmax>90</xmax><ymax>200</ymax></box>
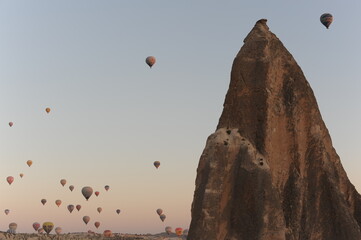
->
<box><xmin>7</xmin><ymin>108</ymin><xmax>51</xmax><ymax>127</ymax></box>
<box><xmin>156</xmin><ymin>208</ymin><xmax>166</xmax><ymax>222</ymax></box>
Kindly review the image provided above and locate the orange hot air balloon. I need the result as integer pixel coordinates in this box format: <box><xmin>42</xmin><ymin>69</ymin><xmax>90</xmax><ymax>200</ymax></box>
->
<box><xmin>60</xmin><ymin>179</ymin><xmax>66</xmax><ymax>186</ymax></box>
<box><xmin>67</xmin><ymin>205</ymin><xmax>74</xmax><ymax>213</ymax></box>
<box><xmin>19</xmin><ymin>173</ymin><xmax>24</xmax><ymax>178</ymax></box>
<box><xmin>41</xmin><ymin>199</ymin><xmax>47</xmax><ymax>205</ymax></box>
<box><xmin>55</xmin><ymin>227</ymin><xmax>62</xmax><ymax>235</ymax></box>
<box><xmin>175</xmin><ymin>227</ymin><xmax>183</xmax><ymax>236</ymax></box>
<box><xmin>27</xmin><ymin>160</ymin><xmax>33</xmax><ymax>167</ymax></box>
<box><xmin>116</xmin><ymin>209</ymin><xmax>121</xmax><ymax>214</ymax></box>
<box><xmin>76</xmin><ymin>205</ymin><xmax>81</xmax><ymax>211</ymax></box>
<box><xmin>94</xmin><ymin>222</ymin><xmax>100</xmax><ymax>229</ymax></box>
<box><xmin>104</xmin><ymin>185</ymin><xmax>110</xmax><ymax>191</ymax></box>
<box><xmin>83</xmin><ymin>216</ymin><xmax>90</xmax><ymax>225</ymax></box>
<box><xmin>55</xmin><ymin>200</ymin><xmax>62</xmax><ymax>207</ymax></box>
<box><xmin>33</xmin><ymin>222</ymin><xmax>40</xmax><ymax>231</ymax></box>
<box><xmin>153</xmin><ymin>161</ymin><xmax>160</xmax><ymax>169</ymax></box>
<box><xmin>97</xmin><ymin>207</ymin><xmax>102</xmax><ymax>213</ymax></box>
<box><xmin>45</xmin><ymin>108</ymin><xmax>51</xmax><ymax>114</ymax></box>
<box><xmin>82</xmin><ymin>186</ymin><xmax>93</xmax><ymax>200</ymax></box>
<box><xmin>7</xmin><ymin>176</ymin><xmax>14</xmax><ymax>185</ymax></box>
<box><xmin>9</xmin><ymin>122</ymin><xmax>13</xmax><ymax>127</ymax></box>
<box><xmin>69</xmin><ymin>185</ymin><xmax>74</xmax><ymax>191</ymax></box>
<box><xmin>156</xmin><ymin>208</ymin><xmax>163</xmax><ymax>216</ymax></box>
<box><xmin>160</xmin><ymin>214</ymin><xmax>166</xmax><ymax>222</ymax></box>
<box><xmin>103</xmin><ymin>230</ymin><xmax>112</xmax><ymax>237</ymax></box>
<box><xmin>145</xmin><ymin>56</ymin><xmax>156</xmax><ymax>68</ymax></box>
<box><xmin>95</xmin><ymin>191</ymin><xmax>100</xmax><ymax>197</ymax></box>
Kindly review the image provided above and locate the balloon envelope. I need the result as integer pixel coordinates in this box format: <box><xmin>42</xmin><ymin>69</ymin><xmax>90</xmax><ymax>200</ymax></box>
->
<box><xmin>55</xmin><ymin>227</ymin><xmax>62</xmax><ymax>235</ymax></box>
<box><xmin>95</xmin><ymin>191</ymin><xmax>100</xmax><ymax>196</ymax></box>
<box><xmin>33</xmin><ymin>222</ymin><xmax>40</xmax><ymax>231</ymax></box>
<box><xmin>320</xmin><ymin>13</ymin><xmax>333</xmax><ymax>29</ymax></box>
<box><xmin>42</xmin><ymin>222</ymin><xmax>54</xmax><ymax>234</ymax></box>
<box><xmin>9</xmin><ymin>223</ymin><xmax>17</xmax><ymax>231</ymax></box>
<box><xmin>156</xmin><ymin>208</ymin><xmax>163</xmax><ymax>216</ymax></box>
<box><xmin>19</xmin><ymin>173</ymin><xmax>24</xmax><ymax>178</ymax></box>
<box><xmin>27</xmin><ymin>160</ymin><xmax>33</xmax><ymax>167</ymax></box>
<box><xmin>175</xmin><ymin>227</ymin><xmax>183</xmax><ymax>236</ymax></box>
<box><xmin>116</xmin><ymin>209</ymin><xmax>121</xmax><ymax>214</ymax></box>
<box><xmin>165</xmin><ymin>226</ymin><xmax>172</xmax><ymax>235</ymax></box>
<box><xmin>160</xmin><ymin>214</ymin><xmax>166</xmax><ymax>222</ymax></box>
<box><xmin>69</xmin><ymin>185</ymin><xmax>74</xmax><ymax>191</ymax></box>
<box><xmin>145</xmin><ymin>56</ymin><xmax>156</xmax><ymax>68</ymax></box>
<box><xmin>38</xmin><ymin>228</ymin><xmax>44</xmax><ymax>234</ymax></box>
<box><xmin>55</xmin><ymin>200</ymin><xmax>62</xmax><ymax>207</ymax></box>
<box><xmin>67</xmin><ymin>205</ymin><xmax>74</xmax><ymax>213</ymax></box>
<box><xmin>97</xmin><ymin>207</ymin><xmax>102</xmax><ymax>213</ymax></box>
<box><xmin>60</xmin><ymin>179</ymin><xmax>66</xmax><ymax>186</ymax></box>
<box><xmin>83</xmin><ymin>216</ymin><xmax>90</xmax><ymax>225</ymax></box>
<box><xmin>45</xmin><ymin>108</ymin><xmax>51</xmax><ymax>113</ymax></box>
<box><xmin>9</xmin><ymin>122</ymin><xmax>13</xmax><ymax>127</ymax></box>
<box><xmin>76</xmin><ymin>205</ymin><xmax>81</xmax><ymax>211</ymax></box>
<box><xmin>104</xmin><ymin>185</ymin><xmax>110</xmax><ymax>191</ymax></box>
<box><xmin>41</xmin><ymin>199</ymin><xmax>47</xmax><ymax>205</ymax></box>
<box><xmin>153</xmin><ymin>161</ymin><xmax>160</xmax><ymax>169</ymax></box>
<box><xmin>6</xmin><ymin>176</ymin><xmax>14</xmax><ymax>185</ymax></box>
<box><xmin>82</xmin><ymin>186</ymin><xmax>93</xmax><ymax>200</ymax></box>
<box><xmin>94</xmin><ymin>222</ymin><xmax>100</xmax><ymax>229</ymax></box>
<box><xmin>103</xmin><ymin>230</ymin><xmax>112</xmax><ymax>237</ymax></box>
<box><xmin>4</xmin><ymin>209</ymin><xmax>10</xmax><ymax>215</ymax></box>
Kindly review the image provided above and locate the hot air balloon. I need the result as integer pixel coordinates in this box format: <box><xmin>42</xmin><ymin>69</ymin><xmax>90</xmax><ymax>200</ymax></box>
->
<box><xmin>4</xmin><ymin>209</ymin><xmax>10</xmax><ymax>215</ymax></box>
<box><xmin>82</xmin><ymin>186</ymin><xmax>93</xmax><ymax>200</ymax></box>
<box><xmin>55</xmin><ymin>227</ymin><xmax>62</xmax><ymax>235</ymax></box>
<box><xmin>145</xmin><ymin>56</ymin><xmax>156</xmax><ymax>68</ymax></box>
<box><xmin>97</xmin><ymin>207</ymin><xmax>102</xmax><ymax>213</ymax></box>
<box><xmin>41</xmin><ymin>199</ymin><xmax>47</xmax><ymax>205</ymax></box>
<box><xmin>103</xmin><ymin>230</ymin><xmax>112</xmax><ymax>237</ymax></box>
<box><xmin>55</xmin><ymin>199</ymin><xmax>62</xmax><ymax>207</ymax></box>
<box><xmin>45</xmin><ymin>108</ymin><xmax>51</xmax><ymax>114</ymax></box>
<box><xmin>156</xmin><ymin>208</ymin><xmax>163</xmax><ymax>216</ymax></box>
<box><xmin>27</xmin><ymin>160</ymin><xmax>33</xmax><ymax>167</ymax></box>
<box><xmin>160</xmin><ymin>214</ymin><xmax>166</xmax><ymax>222</ymax></box>
<box><xmin>320</xmin><ymin>13</ymin><xmax>333</xmax><ymax>29</ymax></box>
<box><xmin>76</xmin><ymin>205</ymin><xmax>81</xmax><ymax>211</ymax></box>
<box><xmin>95</xmin><ymin>191</ymin><xmax>100</xmax><ymax>197</ymax></box>
<box><xmin>165</xmin><ymin>226</ymin><xmax>172</xmax><ymax>235</ymax></box>
<box><xmin>42</xmin><ymin>222</ymin><xmax>54</xmax><ymax>234</ymax></box>
<box><xmin>116</xmin><ymin>209</ymin><xmax>121</xmax><ymax>214</ymax></box>
<box><xmin>104</xmin><ymin>185</ymin><xmax>110</xmax><ymax>191</ymax></box>
<box><xmin>83</xmin><ymin>216</ymin><xmax>90</xmax><ymax>225</ymax></box>
<box><xmin>9</xmin><ymin>223</ymin><xmax>17</xmax><ymax>232</ymax></box>
<box><xmin>175</xmin><ymin>227</ymin><xmax>183</xmax><ymax>236</ymax></box>
<box><xmin>9</xmin><ymin>122</ymin><xmax>13</xmax><ymax>127</ymax></box>
<box><xmin>94</xmin><ymin>222</ymin><xmax>100</xmax><ymax>229</ymax></box>
<box><xmin>67</xmin><ymin>205</ymin><xmax>74</xmax><ymax>213</ymax></box>
<box><xmin>60</xmin><ymin>179</ymin><xmax>66</xmax><ymax>187</ymax></box>
<box><xmin>153</xmin><ymin>161</ymin><xmax>160</xmax><ymax>169</ymax></box>
<box><xmin>33</xmin><ymin>222</ymin><xmax>40</xmax><ymax>231</ymax></box>
<box><xmin>6</xmin><ymin>176</ymin><xmax>14</xmax><ymax>185</ymax></box>
<box><xmin>19</xmin><ymin>173</ymin><xmax>24</xmax><ymax>178</ymax></box>
<box><xmin>69</xmin><ymin>185</ymin><xmax>74</xmax><ymax>191</ymax></box>
<box><xmin>38</xmin><ymin>228</ymin><xmax>44</xmax><ymax>234</ymax></box>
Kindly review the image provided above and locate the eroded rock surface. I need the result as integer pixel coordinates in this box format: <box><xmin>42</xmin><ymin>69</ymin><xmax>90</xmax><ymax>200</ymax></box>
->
<box><xmin>188</xmin><ymin>19</ymin><xmax>361</xmax><ymax>240</ymax></box>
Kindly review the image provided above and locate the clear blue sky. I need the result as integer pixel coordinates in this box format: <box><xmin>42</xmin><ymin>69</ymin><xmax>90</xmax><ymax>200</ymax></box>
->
<box><xmin>1</xmin><ymin>0</ymin><xmax>361</xmax><ymax>234</ymax></box>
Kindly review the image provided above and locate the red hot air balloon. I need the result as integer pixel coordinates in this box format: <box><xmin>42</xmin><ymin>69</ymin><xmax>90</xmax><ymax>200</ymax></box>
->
<box><xmin>33</xmin><ymin>222</ymin><xmax>40</xmax><ymax>231</ymax></box>
<box><xmin>145</xmin><ymin>56</ymin><xmax>156</xmax><ymax>68</ymax></box>
<box><xmin>94</xmin><ymin>222</ymin><xmax>100</xmax><ymax>229</ymax></box>
<box><xmin>103</xmin><ymin>230</ymin><xmax>112</xmax><ymax>237</ymax></box>
<box><xmin>9</xmin><ymin>122</ymin><xmax>13</xmax><ymax>127</ymax></box>
<box><xmin>95</xmin><ymin>191</ymin><xmax>100</xmax><ymax>197</ymax></box>
<box><xmin>7</xmin><ymin>176</ymin><xmax>14</xmax><ymax>185</ymax></box>
<box><xmin>55</xmin><ymin>200</ymin><xmax>62</xmax><ymax>207</ymax></box>
<box><xmin>76</xmin><ymin>205</ymin><xmax>81</xmax><ymax>211</ymax></box>
<box><xmin>175</xmin><ymin>227</ymin><xmax>183</xmax><ymax>236</ymax></box>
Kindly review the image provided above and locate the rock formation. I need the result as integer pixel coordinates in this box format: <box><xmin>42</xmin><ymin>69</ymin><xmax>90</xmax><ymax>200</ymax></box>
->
<box><xmin>188</xmin><ymin>19</ymin><xmax>361</xmax><ymax>240</ymax></box>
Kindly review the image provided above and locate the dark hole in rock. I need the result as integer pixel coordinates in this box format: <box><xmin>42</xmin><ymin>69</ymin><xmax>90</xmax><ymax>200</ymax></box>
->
<box><xmin>224</xmin><ymin>141</ymin><xmax>228</xmax><ymax>146</ymax></box>
<box><xmin>226</xmin><ymin>130</ymin><xmax>231</xmax><ymax>135</ymax></box>
<box><xmin>260</xmin><ymin>162</ymin><xmax>264</xmax><ymax>166</ymax></box>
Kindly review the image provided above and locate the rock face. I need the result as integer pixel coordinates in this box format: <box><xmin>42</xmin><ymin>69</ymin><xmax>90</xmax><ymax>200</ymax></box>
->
<box><xmin>188</xmin><ymin>19</ymin><xmax>361</xmax><ymax>240</ymax></box>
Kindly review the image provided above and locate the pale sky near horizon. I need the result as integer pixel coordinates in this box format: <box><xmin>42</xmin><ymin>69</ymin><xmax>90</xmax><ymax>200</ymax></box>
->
<box><xmin>1</xmin><ymin>0</ymin><xmax>361</xmax><ymax>234</ymax></box>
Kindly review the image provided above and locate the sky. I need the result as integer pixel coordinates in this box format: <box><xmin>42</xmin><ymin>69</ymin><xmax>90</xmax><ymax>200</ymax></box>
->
<box><xmin>1</xmin><ymin>0</ymin><xmax>361</xmax><ymax>235</ymax></box>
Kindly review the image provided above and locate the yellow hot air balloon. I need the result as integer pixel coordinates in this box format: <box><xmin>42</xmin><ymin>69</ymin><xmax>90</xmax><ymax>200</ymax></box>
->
<box><xmin>45</xmin><ymin>107</ymin><xmax>51</xmax><ymax>114</ymax></box>
<box><xmin>27</xmin><ymin>160</ymin><xmax>33</xmax><ymax>167</ymax></box>
<box><xmin>42</xmin><ymin>222</ymin><xmax>54</xmax><ymax>234</ymax></box>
